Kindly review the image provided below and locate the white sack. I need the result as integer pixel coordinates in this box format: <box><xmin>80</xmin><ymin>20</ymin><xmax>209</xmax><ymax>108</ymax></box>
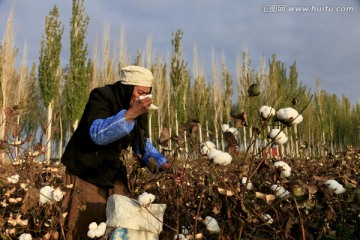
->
<box><xmin>106</xmin><ymin>194</ymin><xmax>166</xmax><ymax>240</ymax></box>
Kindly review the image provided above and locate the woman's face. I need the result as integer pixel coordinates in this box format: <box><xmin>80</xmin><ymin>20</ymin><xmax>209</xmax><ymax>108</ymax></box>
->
<box><xmin>129</xmin><ymin>86</ymin><xmax>151</xmax><ymax>106</ymax></box>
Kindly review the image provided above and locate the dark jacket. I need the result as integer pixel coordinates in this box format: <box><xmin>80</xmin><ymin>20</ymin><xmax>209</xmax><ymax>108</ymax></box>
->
<box><xmin>61</xmin><ymin>82</ymin><xmax>140</xmax><ymax>189</ymax></box>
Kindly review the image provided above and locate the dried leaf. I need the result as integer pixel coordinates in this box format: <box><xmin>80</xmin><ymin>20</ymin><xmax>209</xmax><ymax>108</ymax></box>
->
<box><xmin>180</xmin><ymin>119</ymin><xmax>200</xmax><ymax>134</ymax></box>
<box><xmin>284</xmin><ymin>217</ymin><xmax>296</xmax><ymax>238</ymax></box>
<box><xmin>159</xmin><ymin>128</ymin><xmax>171</xmax><ymax>147</ymax></box>
<box><xmin>326</xmin><ymin>205</ymin><xmax>336</xmax><ymax>221</ymax></box>
<box><xmin>255</xmin><ymin>192</ymin><xmax>276</xmax><ymax>203</ymax></box>
<box><xmin>231</xmin><ymin>112</ymin><xmax>248</xmax><ymax>128</ymax></box>
<box><xmin>21</xmin><ymin>188</ymin><xmax>40</xmax><ymax>214</ymax></box>
<box><xmin>213</xmin><ymin>206</ymin><xmax>220</xmax><ymax>215</ymax></box>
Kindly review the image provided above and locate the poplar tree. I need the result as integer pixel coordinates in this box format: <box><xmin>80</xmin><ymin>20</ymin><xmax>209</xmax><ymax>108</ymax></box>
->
<box><xmin>38</xmin><ymin>5</ymin><xmax>64</xmax><ymax>160</ymax></box>
<box><xmin>211</xmin><ymin>49</ymin><xmax>223</xmax><ymax>149</ymax></box>
<box><xmin>65</xmin><ymin>0</ymin><xmax>90</xmax><ymax>132</ymax></box>
<box><xmin>0</xmin><ymin>8</ymin><xmax>18</xmax><ymax>140</ymax></box>
<box><xmin>221</xmin><ymin>54</ymin><xmax>233</xmax><ymax>124</ymax></box>
<box><xmin>192</xmin><ymin>45</ymin><xmax>210</xmax><ymax>124</ymax></box>
<box><xmin>170</xmin><ymin>29</ymin><xmax>190</xmax><ymax>135</ymax></box>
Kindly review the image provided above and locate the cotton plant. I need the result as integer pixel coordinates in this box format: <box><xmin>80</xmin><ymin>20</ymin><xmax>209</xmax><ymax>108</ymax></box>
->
<box><xmin>87</xmin><ymin>222</ymin><xmax>107</xmax><ymax>238</ymax></box>
<box><xmin>324</xmin><ymin>179</ymin><xmax>346</xmax><ymax>194</ymax></box>
<box><xmin>269</xmin><ymin>129</ymin><xmax>288</xmax><ymax>145</ymax></box>
<box><xmin>203</xmin><ymin>216</ymin><xmax>220</xmax><ymax>233</ymax></box>
<box><xmin>276</xmin><ymin>107</ymin><xmax>303</xmax><ymax>126</ymax></box>
<box><xmin>273</xmin><ymin>161</ymin><xmax>291</xmax><ymax>177</ymax></box>
<box><xmin>39</xmin><ymin>186</ymin><xmax>64</xmax><ymax>204</ymax></box>
<box><xmin>138</xmin><ymin>191</ymin><xmax>156</xmax><ymax>207</ymax></box>
<box><xmin>270</xmin><ymin>184</ymin><xmax>291</xmax><ymax>199</ymax></box>
<box><xmin>259</xmin><ymin>105</ymin><xmax>276</xmax><ymax>120</ymax></box>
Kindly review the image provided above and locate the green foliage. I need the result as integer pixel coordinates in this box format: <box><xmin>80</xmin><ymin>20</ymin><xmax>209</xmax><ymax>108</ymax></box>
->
<box><xmin>38</xmin><ymin>5</ymin><xmax>64</xmax><ymax>108</ymax></box>
<box><xmin>221</xmin><ymin>62</ymin><xmax>233</xmax><ymax>123</ymax></box>
<box><xmin>191</xmin><ymin>75</ymin><xmax>211</xmax><ymax>124</ymax></box>
<box><xmin>170</xmin><ymin>29</ymin><xmax>190</xmax><ymax>124</ymax></box>
<box><xmin>64</xmin><ymin>0</ymin><xmax>90</xmax><ymax>130</ymax></box>
<box><xmin>21</xmin><ymin>63</ymin><xmax>45</xmax><ymax>137</ymax></box>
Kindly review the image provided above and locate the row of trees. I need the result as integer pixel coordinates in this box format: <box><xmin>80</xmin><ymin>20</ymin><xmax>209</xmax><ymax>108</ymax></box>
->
<box><xmin>0</xmin><ymin>1</ymin><xmax>359</xmax><ymax>161</ymax></box>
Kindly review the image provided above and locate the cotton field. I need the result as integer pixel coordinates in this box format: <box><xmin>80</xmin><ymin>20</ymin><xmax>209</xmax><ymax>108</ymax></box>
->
<box><xmin>0</xmin><ymin>130</ymin><xmax>359</xmax><ymax>240</ymax></box>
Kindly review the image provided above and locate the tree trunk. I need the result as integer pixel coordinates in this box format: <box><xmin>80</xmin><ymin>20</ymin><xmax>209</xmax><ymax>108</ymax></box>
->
<box><xmin>206</xmin><ymin>121</ymin><xmax>209</xmax><ymax>139</ymax></box>
<box><xmin>294</xmin><ymin>125</ymin><xmax>299</xmax><ymax>157</ymax></box>
<box><xmin>46</xmin><ymin>101</ymin><xmax>53</xmax><ymax>162</ymax></box>
<box><xmin>215</xmin><ymin>127</ymin><xmax>219</xmax><ymax>150</ymax></box>
<box><xmin>242</xmin><ymin>127</ymin><xmax>247</xmax><ymax>152</ymax></box>
<box><xmin>59</xmin><ymin>113</ymin><xmax>63</xmax><ymax>159</ymax></box>
<box><xmin>149</xmin><ymin>113</ymin><xmax>153</xmax><ymax>143</ymax></box>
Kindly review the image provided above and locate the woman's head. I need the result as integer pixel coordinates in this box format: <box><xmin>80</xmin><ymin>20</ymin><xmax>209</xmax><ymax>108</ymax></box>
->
<box><xmin>129</xmin><ymin>86</ymin><xmax>152</xmax><ymax>107</ymax></box>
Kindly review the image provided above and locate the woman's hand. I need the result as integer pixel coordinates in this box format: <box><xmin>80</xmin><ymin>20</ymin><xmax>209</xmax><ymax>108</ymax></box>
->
<box><xmin>125</xmin><ymin>97</ymin><xmax>152</xmax><ymax>122</ymax></box>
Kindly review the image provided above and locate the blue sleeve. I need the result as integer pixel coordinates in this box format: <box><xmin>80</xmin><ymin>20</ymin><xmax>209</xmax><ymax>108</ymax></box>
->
<box><xmin>135</xmin><ymin>138</ymin><xmax>168</xmax><ymax>168</ymax></box>
<box><xmin>89</xmin><ymin>109</ymin><xmax>135</xmax><ymax>145</ymax></box>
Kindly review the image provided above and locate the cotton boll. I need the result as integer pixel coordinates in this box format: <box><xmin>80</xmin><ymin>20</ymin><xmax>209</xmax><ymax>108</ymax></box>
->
<box><xmin>213</xmin><ymin>152</ymin><xmax>232</xmax><ymax>166</ymax></box>
<box><xmin>269</xmin><ymin>129</ymin><xmax>281</xmax><ymax>139</ymax></box>
<box><xmin>269</xmin><ymin>129</ymin><xmax>288</xmax><ymax>145</ymax></box>
<box><xmin>200</xmin><ymin>141</ymin><xmax>216</xmax><ymax>155</ymax></box>
<box><xmin>207</xmin><ymin>149</ymin><xmax>223</xmax><ymax>160</ymax></box>
<box><xmin>271</xmin><ymin>184</ymin><xmax>291</xmax><ymax>199</ymax></box>
<box><xmin>324</xmin><ymin>179</ymin><xmax>346</xmax><ymax>194</ymax></box>
<box><xmin>19</xmin><ymin>233</ymin><xmax>32</xmax><ymax>240</ymax></box>
<box><xmin>7</xmin><ymin>174</ymin><xmax>20</xmax><ymax>184</ymax></box>
<box><xmin>292</xmin><ymin>114</ymin><xmax>303</xmax><ymax>125</ymax></box>
<box><xmin>53</xmin><ymin>188</ymin><xmax>64</xmax><ymax>202</ymax></box>
<box><xmin>221</xmin><ymin>124</ymin><xmax>230</xmax><ymax>133</ymax></box>
<box><xmin>273</xmin><ymin>161</ymin><xmax>291</xmax><ymax>177</ymax></box>
<box><xmin>277</xmin><ymin>135</ymin><xmax>288</xmax><ymax>145</ymax></box>
<box><xmin>203</xmin><ymin>216</ymin><xmax>220</xmax><ymax>233</ymax></box>
<box><xmin>282</xmin><ymin>169</ymin><xmax>291</xmax><ymax>178</ymax></box>
<box><xmin>324</xmin><ymin>179</ymin><xmax>338</xmax><ymax>187</ymax></box>
<box><xmin>94</xmin><ymin>229</ymin><xmax>104</xmax><ymax>238</ymax></box>
<box><xmin>333</xmin><ymin>185</ymin><xmax>346</xmax><ymax>194</ymax></box>
<box><xmin>88</xmin><ymin>222</ymin><xmax>98</xmax><ymax>230</ymax></box>
<box><xmin>97</xmin><ymin>222</ymin><xmax>107</xmax><ymax>232</ymax></box>
<box><xmin>277</xmin><ymin>107</ymin><xmax>303</xmax><ymax>125</ymax></box>
<box><xmin>87</xmin><ymin>229</ymin><xmax>96</xmax><ymax>239</ymax></box>
<box><xmin>174</xmin><ymin>234</ymin><xmax>187</xmax><ymax>240</ymax></box>
<box><xmin>277</xmin><ymin>107</ymin><xmax>297</xmax><ymax>120</ymax></box>
<box><xmin>226</xmin><ymin>127</ymin><xmax>238</xmax><ymax>136</ymax></box>
<box><xmin>241</xmin><ymin>177</ymin><xmax>253</xmax><ymax>190</ymax></box>
<box><xmin>263</xmin><ymin>214</ymin><xmax>273</xmax><ymax>224</ymax></box>
<box><xmin>138</xmin><ymin>192</ymin><xmax>156</xmax><ymax>207</ymax></box>
<box><xmin>40</xmin><ymin>186</ymin><xmax>55</xmax><ymax>204</ymax></box>
<box><xmin>259</xmin><ymin>105</ymin><xmax>276</xmax><ymax>119</ymax></box>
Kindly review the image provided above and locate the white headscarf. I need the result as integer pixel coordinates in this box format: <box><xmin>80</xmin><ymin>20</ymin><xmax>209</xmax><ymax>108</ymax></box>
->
<box><xmin>120</xmin><ymin>66</ymin><xmax>153</xmax><ymax>87</ymax></box>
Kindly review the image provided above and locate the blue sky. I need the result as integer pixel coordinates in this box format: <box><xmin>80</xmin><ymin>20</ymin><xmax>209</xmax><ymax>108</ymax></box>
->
<box><xmin>0</xmin><ymin>0</ymin><xmax>359</xmax><ymax>105</ymax></box>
